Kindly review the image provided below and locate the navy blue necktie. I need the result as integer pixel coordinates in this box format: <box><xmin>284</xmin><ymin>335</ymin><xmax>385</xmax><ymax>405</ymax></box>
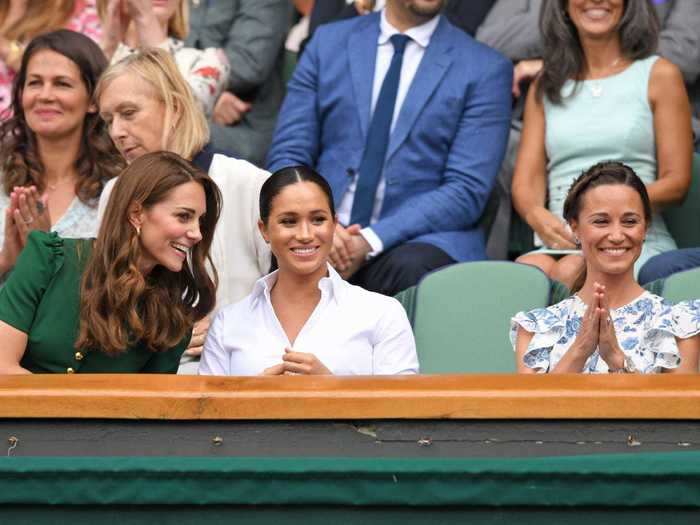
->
<box><xmin>350</xmin><ymin>34</ymin><xmax>411</xmax><ymax>227</ymax></box>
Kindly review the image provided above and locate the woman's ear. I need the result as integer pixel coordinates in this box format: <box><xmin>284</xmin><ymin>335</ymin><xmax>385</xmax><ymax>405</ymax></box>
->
<box><xmin>258</xmin><ymin>219</ymin><xmax>270</xmax><ymax>243</ymax></box>
<box><xmin>128</xmin><ymin>202</ymin><xmax>144</xmax><ymax>232</ymax></box>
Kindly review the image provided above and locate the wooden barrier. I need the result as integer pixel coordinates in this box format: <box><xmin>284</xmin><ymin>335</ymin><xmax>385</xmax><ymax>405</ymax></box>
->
<box><xmin>1</xmin><ymin>373</ymin><xmax>700</xmax><ymax>420</ymax></box>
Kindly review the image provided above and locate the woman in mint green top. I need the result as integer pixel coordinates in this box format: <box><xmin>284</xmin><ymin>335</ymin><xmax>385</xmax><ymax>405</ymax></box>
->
<box><xmin>512</xmin><ymin>0</ymin><xmax>693</xmax><ymax>290</ymax></box>
<box><xmin>0</xmin><ymin>152</ymin><xmax>221</xmax><ymax>374</ymax></box>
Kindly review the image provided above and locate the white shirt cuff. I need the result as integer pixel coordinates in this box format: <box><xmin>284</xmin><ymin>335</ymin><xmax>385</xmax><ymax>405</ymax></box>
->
<box><xmin>360</xmin><ymin>228</ymin><xmax>384</xmax><ymax>258</ymax></box>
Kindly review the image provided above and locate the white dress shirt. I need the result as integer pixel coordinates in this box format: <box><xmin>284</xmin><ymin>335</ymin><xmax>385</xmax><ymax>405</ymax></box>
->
<box><xmin>336</xmin><ymin>9</ymin><xmax>440</xmax><ymax>255</ymax></box>
<box><xmin>199</xmin><ymin>264</ymin><xmax>419</xmax><ymax>376</ymax></box>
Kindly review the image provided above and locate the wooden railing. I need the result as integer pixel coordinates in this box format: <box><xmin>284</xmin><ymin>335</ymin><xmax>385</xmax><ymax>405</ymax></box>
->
<box><xmin>1</xmin><ymin>374</ymin><xmax>700</xmax><ymax>420</ymax></box>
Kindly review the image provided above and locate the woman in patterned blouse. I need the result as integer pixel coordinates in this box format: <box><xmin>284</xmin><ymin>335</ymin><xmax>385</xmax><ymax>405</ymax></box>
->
<box><xmin>0</xmin><ymin>29</ymin><xmax>124</xmax><ymax>282</ymax></box>
<box><xmin>512</xmin><ymin>161</ymin><xmax>700</xmax><ymax>374</ymax></box>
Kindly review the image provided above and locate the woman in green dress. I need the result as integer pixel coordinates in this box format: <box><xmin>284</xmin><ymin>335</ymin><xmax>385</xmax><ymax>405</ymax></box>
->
<box><xmin>0</xmin><ymin>151</ymin><xmax>221</xmax><ymax>374</ymax></box>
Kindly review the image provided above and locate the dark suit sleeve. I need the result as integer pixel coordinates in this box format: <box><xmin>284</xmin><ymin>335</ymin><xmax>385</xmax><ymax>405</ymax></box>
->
<box><xmin>475</xmin><ymin>0</ymin><xmax>542</xmax><ymax>61</ymax></box>
<box><xmin>371</xmin><ymin>54</ymin><xmax>513</xmax><ymax>250</ymax></box>
<box><xmin>265</xmin><ymin>28</ymin><xmax>322</xmax><ymax>171</ymax></box>
<box><xmin>223</xmin><ymin>0</ymin><xmax>291</xmax><ymax>95</ymax></box>
<box><xmin>444</xmin><ymin>0</ymin><xmax>497</xmax><ymax>36</ymax></box>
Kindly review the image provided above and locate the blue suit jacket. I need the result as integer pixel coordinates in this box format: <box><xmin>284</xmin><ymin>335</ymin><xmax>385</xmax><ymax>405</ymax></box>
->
<box><xmin>267</xmin><ymin>13</ymin><xmax>512</xmax><ymax>262</ymax></box>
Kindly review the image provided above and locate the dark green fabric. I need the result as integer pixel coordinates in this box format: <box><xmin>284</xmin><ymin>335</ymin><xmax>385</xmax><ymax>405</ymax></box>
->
<box><xmin>394</xmin><ymin>285</ymin><xmax>417</xmax><ymax>326</ymax></box>
<box><xmin>2</xmin><ymin>453</ymin><xmax>700</xmax><ymax>506</ymax></box>
<box><xmin>0</xmin><ymin>231</ymin><xmax>187</xmax><ymax>374</ymax></box>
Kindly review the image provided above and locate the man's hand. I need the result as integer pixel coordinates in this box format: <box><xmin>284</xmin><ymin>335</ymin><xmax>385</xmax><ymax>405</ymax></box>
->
<box><xmin>212</xmin><ymin>92</ymin><xmax>251</xmax><ymax>126</ymax></box>
<box><xmin>329</xmin><ymin>223</ymin><xmax>370</xmax><ymax>279</ymax></box>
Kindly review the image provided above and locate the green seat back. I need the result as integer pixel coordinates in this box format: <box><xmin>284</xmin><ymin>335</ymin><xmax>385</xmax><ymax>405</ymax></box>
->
<box><xmin>662</xmin><ymin>267</ymin><xmax>700</xmax><ymax>303</ymax></box>
<box><xmin>664</xmin><ymin>154</ymin><xmax>700</xmax><ymax>249</ymax></box>
<box><xmin>412</xmin><ymin>262</ymin><xmax>550</xmax><ymax>373</ymax></box>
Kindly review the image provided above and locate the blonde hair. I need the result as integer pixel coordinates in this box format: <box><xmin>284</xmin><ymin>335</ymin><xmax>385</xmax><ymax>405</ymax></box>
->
<box><xmin>0</xmin><ymin>0</ymin><xmax>75</xmax><ymax>42</ymax></box>
<box><xmin>95</xmin><ymin>48</ymin><xmax>209</xmax><ymax>160</ymax></box>
<box><xmin>96</xmin><ymin>0</ymin><xmax>189</xmax><ymax>40</ymax></box>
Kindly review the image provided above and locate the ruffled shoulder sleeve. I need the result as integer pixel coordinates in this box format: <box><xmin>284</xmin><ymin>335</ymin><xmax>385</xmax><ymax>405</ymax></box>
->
<box><xmin>510</xmin><ymin>297</ymin><xmax>578</xmax><ymax>372</ymax></box>
<box><xmin>670</xmin><ymin>300</ymin><xmax>700</xmax><ymax>339</ymax></box>
<box><xmin>0</xmin><ymin>231</ymin><xmax>65</xmax><ymax>333</ymax></box>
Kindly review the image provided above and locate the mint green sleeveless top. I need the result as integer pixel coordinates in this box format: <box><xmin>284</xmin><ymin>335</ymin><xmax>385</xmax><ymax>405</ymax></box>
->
<box><xmin>543</xmin><ymin>55</ymin><xmax>676</xmax><ymax>269</ymax></box>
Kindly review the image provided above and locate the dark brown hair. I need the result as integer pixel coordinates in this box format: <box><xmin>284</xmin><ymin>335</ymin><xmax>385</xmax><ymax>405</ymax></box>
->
<box><xmin>260</xmin><ymin>165</ymin><xmax>336</xmax><ymax>224</ymax></box>
<box><xmin>563</xmin><ymin>161</ymin><xmax>651</xmax><ymax>291</ymax></box>
<box><xmin>76</xmin><ymin>152</ymin><xmax>221</xmax><ymax>355</ymax></box>
<box><xmin>0</xmin><ymin>29</ymin><xmax>125</xmax><ymax>201</ymax></box>
<box><xmin>537</xmin><ymin>0</ymin><xmax>660</xmax><ymax>104</ymax></box>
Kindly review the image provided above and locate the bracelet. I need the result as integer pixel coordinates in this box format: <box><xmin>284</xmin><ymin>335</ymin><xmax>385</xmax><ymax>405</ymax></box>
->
<box><xmin>609</xmin><ymin>355</ymin><xmax>638</xmax><ymax>374</ymax></box>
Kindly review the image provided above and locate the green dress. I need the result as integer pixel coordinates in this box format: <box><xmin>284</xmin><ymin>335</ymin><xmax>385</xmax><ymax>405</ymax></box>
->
<box><xmin>0</xmin><ymin>231</ymin><xmax>189</xmax><ymax>373</ymax></box>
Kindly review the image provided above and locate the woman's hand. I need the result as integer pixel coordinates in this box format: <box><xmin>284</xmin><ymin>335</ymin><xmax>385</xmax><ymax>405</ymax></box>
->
<box><xmin>525</xmin><ymin>206</ymin><xmax>577</xmax><ymax>250</ymax></box>
<box><xmin>10</xmin><ymin>186</ymin><xmax>50</xmax><ymax>246</ymax></box>
<box><xmin>185</xmin><ymin>316</ymin><xmax>210</xmax><ymax>357</ymax></box>
<box><xmin>512</xmin><ymin>59</ymin><xmax>543</xmax><ymax>98</ymax></box>
<box><xmin>552</xmin><ymin>294</ymin><xmax>600</xmax><ymax>372</ymax></box>
<box><xmin>355</xmin><ymin>0</ymin><xmax>375</xmax><ymax>15</ymax></box>
<box><xmin>261</xmin><ymin>349</ymin><xmax>333</xmax><ymax>375</ymax></box>
<box><xmin>100</xmin><ymin>0</ymin><xmax>130</xmax><ymax>59</ymax></box>
<box><xmin>595</xmin><ymin>283</ymin><xmax>626</xmax><ymax>371</ymax></box>
<box><xmin>125</xmin><ymin>0</ymin><xmax>167</xmax><ymax>47</ymax></box>
<box><xmin>0</xmin><ymin>206</ymin><xmax>22</xmax><ymax>276</ymax></box>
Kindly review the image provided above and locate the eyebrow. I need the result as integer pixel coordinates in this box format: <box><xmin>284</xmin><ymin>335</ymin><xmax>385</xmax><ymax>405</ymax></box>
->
<box><xmin>27</xmin><ymin>73</ymin><xmax>74</xmax><ymax>82</ymax></box>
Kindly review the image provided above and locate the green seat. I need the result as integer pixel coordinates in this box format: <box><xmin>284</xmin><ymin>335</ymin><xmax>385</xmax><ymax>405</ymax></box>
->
<box><xmin>661</xmin><ymin>267</ymin><xmax>700</xmax><ymax>303</ymax></box>
<box><xmin>663</xmin><ymin>153</ymin><xmax>700</xmax><ymax>249</ymax></box>
<box><xmin>412</xmin><ymin>262</ymin><xmax>550</xmax><ymax>373</ymax></box>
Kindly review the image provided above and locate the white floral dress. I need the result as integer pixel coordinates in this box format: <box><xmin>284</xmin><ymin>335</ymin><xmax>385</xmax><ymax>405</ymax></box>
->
<box><xmin>511</xmin><ymin>292</ymin><xmax>700</xmax><ymax>373</ymax></box>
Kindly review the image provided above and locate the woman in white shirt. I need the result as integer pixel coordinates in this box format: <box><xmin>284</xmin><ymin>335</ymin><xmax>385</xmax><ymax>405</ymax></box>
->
<box><xmin>200</xmin><ymin>165</ymin><xmax>418</xmax><ymax>376</ymax></box>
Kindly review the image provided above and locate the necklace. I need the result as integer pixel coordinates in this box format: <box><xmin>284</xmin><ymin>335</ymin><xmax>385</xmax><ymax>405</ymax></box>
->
<box><xmin>587</xmin><ymin>57</ymin><xmax>623</xmax><ymax>98</ymax></box>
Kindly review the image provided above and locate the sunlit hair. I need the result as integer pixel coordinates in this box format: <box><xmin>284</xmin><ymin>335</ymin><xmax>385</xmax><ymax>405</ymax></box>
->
<box><xmin>0</xmin><ymin>0</ymin><xmax>75</xmax><ymax>42</ymax></box>
<box><xmin>0</xmin><ymin>29</ymin><xmax>125</xmax><ymax>201</ymax></box>
<box><xmin>260</xmin><ymin>165</ymin><xmax>336</xmax><ymax>225</ymax></box>
<box><xmin>95</xmin><ymin>48</ymin><xmax>208</xmax><ymax>160</ymax></box>
<box><xmin>563</xmin><ymin>161</ymin><xmax>652</xmax><ymax>292</ymax></box>
<box><xmin>96</xmin><ymin>0</ymin><xmax>189</xmax><ymax>40</ymax></box>
<box><xmin>76</xmin><ymin>151</ymin><xmax>221</xmax><ymax>355</ymax></box>
<box><xmin>537</xmin><ymin>0</ymin><xmax>659</xmax><ymax>104</ymax></box>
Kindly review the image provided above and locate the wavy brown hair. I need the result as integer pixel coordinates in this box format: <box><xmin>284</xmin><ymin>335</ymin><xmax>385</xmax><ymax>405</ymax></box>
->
<box><xmin>537</xmin><ymin>0</ymin><xmax>660</xmax><ymax>105</ymax></box>
<box><xmin>0</xmin><ymin>0</ymin><xmax>75</xmax><ymax>42</ymax></box>
<box><xmin>76</xmin><ymin>152</ymin><xmax>221</xmax><ymax>355</ymax></box>
<box><xmin>0</xmin><ymin>30</ymin><xmax>125</xmax><ymax>201</ymax></box>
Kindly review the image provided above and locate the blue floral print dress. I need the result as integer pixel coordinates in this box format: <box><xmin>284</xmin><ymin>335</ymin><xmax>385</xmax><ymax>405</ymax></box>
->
<box><xmin>511</xmin><ymin>292</ymin><xmax>700</xmax><ymax>373</ymax></box>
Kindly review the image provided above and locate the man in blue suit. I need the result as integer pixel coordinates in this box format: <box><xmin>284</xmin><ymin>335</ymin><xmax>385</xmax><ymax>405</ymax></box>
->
<box><xmin>267</xmin><ymin>0</ymin><xmax>512</xmax><ymax>295</ymax></box>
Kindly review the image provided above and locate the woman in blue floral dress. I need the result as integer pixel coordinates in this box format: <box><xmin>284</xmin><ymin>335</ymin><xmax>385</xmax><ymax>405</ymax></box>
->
<box><xmin>512</xmin><ymin>161</ymin><xmax>699</xmax><ymax>373</ymax></box>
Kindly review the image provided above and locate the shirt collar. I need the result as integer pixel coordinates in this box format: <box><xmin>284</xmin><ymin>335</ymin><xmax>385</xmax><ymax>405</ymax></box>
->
<box><xmin>250</xmin><ymin>263</ymin><xmax>346</xmax><ymax>310</ymax></box>
<box><xmin>378</xmin><ymin>8</ymin><xmax>440</xmax><ymax>49</ymax></box>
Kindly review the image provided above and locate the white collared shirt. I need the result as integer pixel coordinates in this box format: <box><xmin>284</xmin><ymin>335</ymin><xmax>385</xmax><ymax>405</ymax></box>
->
<box><xmin>337</xmin><ymin>9</ymin><xmax>441</xmax><ymax>255</ymax></box>
<box><xmin>199</xmin><ymin>264</ymin><xmax>419</xmax><ymax>376</ymax></box>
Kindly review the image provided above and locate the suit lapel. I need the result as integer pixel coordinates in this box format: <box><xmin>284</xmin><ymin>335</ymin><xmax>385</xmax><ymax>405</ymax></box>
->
<box><xmin>386</xmin><ymin>17</ymin><xmax>453</xmax><ymax>161</ymax></box>
<box><xmin>348</xmin><ymin>16</ymin><xmax>381</xmax><ymax>139</ymax></box>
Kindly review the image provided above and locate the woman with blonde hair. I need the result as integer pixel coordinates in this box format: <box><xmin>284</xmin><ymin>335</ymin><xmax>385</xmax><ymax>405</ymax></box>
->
<box><xmin>0</xmin><ymin>0</ymin><xmax>101</xmax><ymax>115</ymax></box>
<box><xmin>97</xmin><ymin>0</ymin><xmax>228</xmax><ymax>116</ymax></box>
<box><xmin>96</xmin><ymin>47</ymin><xmax>270</xmax><ymax>363</ymax></box>
<box><xmin>0</xmin><ymin>151</ymin><xmax>221</xmax><ymax>374</ymax></box>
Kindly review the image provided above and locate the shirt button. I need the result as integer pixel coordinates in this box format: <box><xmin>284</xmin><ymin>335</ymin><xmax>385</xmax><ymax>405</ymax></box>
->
<box><xmin>74</xmin><ymin>352</ymin><xmax>84</xmax><ymax>361</ymax></box>
<box><xmin>66</xmin><ymin>367</ymin><xmax>75</xmax><ymax>374</ymax></box>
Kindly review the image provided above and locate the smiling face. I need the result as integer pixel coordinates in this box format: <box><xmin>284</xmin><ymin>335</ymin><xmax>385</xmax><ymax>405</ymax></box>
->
<box><xmin>152</xmin><ymin>0</ymin><xmax>181</xmax><ymax>25</ymax></box>
<box><xmin>570</xmin><ymin>183</ymin><xmax>647</xmax><ymax>277</ymax></box>
<box><xmin>99</xmin><ymin>72</ymin><xmax>169</xmax><ymax>163</ymax></box>
<box><xmin>259</xmin><ymin>181</ymin><xmax>336</xmax><ymax>279</ymax></box>
<box><xmin>566</xmin><ymin>0</ymin><xmax>624</xmax><ymax>40</ymax></box>
<box><xmin>131</xmin><ymin>180</ymin><xmax>206</xmax><ymax>274</ymax></box>
<box><xmin>21</xmin><ymin>49</ymin><xmax>94</xmax><ymax>141</ymax></box>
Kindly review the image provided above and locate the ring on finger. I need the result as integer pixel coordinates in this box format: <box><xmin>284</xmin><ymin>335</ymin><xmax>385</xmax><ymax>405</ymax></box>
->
<box><xmin>36</xmin><ymin>201</ymin><xmax>45</xmax><ymax>214</ymax></box>
<box><xmin>23</xmin><ymin>216</ymin><xmax>34</xmax><ymax>224</ymax></box>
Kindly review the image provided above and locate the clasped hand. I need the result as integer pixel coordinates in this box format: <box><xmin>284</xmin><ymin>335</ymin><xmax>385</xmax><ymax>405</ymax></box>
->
<box><xmin>329</xmin><ymin>223</ymin><xmax>371</xmax><ymax>279</ymax></box>
<box><xmin>0</xmin><ymin>186</ymin><xmax>50</xmax><ymax>274</ymax></box>
<box><xmin>572</xmin><ymin>282</ymin><xmax>626</xmax><ymax>369</ymax></box>
<box><xmin>262</xmin><ymin>348</ymin><xmax>332</xmax><ymax>375</ymax></box>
